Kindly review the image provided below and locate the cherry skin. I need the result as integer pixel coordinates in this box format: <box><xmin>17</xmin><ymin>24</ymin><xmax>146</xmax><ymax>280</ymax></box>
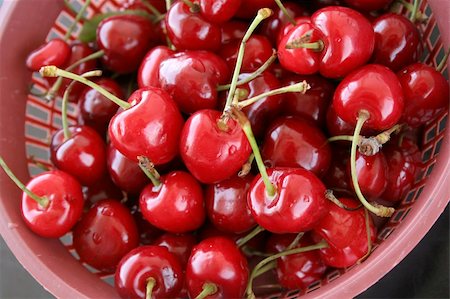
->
<box><xmin>109</xmin><ymin>87</ymin><xmax>184</xmax><ymax>164</ymax></box>
<box><xmin>26</xmin><ymin>38</ymin><xmax>71</xmax><ymax>71</ymax></box>
<box><xmin>73</xmin><ymin>199</ymin><xmax>139</xmax><ymax>272</ymax></box>
<box><xmin>180</xmin><ymin>109</ymin><xmax>252</xmax><ymax>184</ymax></box>
<box><xmin>115</xmin><ymin>245</ymin><xmax>184</xmax><ymax>299</ymax></box>
<box><xmin>20</xmin><ymin>170</ymin><xmax>84</xmax><ymax>238</ymax></box>
<box><xmin>97</xmin><ymin>15</ymin><xmax>157</xmax><ymax>73</ymax></box>
<box><xmin>372</xmin><ymin>13</ymin><xmax>422</xmax><ymax>72</ymax></box>
<box><xmin>312</xmin><ymin>197</ymin><xmax>376</xmax><ymax>268</ymax></box>
<box><xmin>186</xmin><ymin>236</ymin><xmax>249</xmax><ymax>298</ymax></box>
<box><xmin>262</xmin><ymin>117</ymin><xmax>332</xmax><ymax>177</ymax></box>
<box><xmin>322</xmin><ymin>146</ymin><xmax>351</xmax><ymax>195</ymax></box>
<box><xmin>221</xmin><ymin>20</ymin><xmax>247</xmax><ymax>44</ymax></box>
<box><xmin>139</xmin><ymin>171</ymin><xmax>205</xmax><ymax>233</ymax></box>
<box><xmin>248</xmin><ymin>168</ymin><xmax>329</xmax><ymax>233</ymax></box>
<box><xmin>78</xmin><ymin>78</ymin><xmax>124</xmax><ymax>136</ymax></box>
<box><xmin>50</xmin><ymin>125</ymin><xmax>106</xmax><ymax>186</ymax></box>
<box><xmin>333</xmin><ymin>64</ymin><xmax>404</xmax><ymax>131</ymax></box>
<box><xmin>199</xmin><ymin>0</ymin><xmax>241</xmax><ymax>24</ymax></box>
<box><xmin>343</xmin><ymin>0</ymin><xmax>393</xmax><ymax>11</ymax></box>
<box><xmin>138</xmin><ymin>46</ymin><xmax>175</xmax><ymax>89</ymax></box>
<box><xmin>397</xmin><ymin>62</ymin><xmax>450</xmax><ymax>127</ymax></box>
<box><xmin>325</xmin><ymin>104</ymin><xmax>375</xmax><ymax>137</ymax></box>
<box><xmin>235</xmin><ymin>0</ymin><xmax>276</xmax><ymax>19</ymax></box>
<box><xmin>276</xmin><ymin>16</ymin><xmax>313</xmax><ymax>47</ymax></box>
<box><xmin>205</xmin><ymin>175</ymin><xmax>256</xmax><ymax>234</ymax></box>
<box><xmin>127</xmin><ymin>203</ymin><xmax>164</xmax><ymax>245</ymax></box>
<box><xmin>165</xmin><ymin>1</ymin><xmax>221</xmax><ymax>52</ymax></box>
<box><xmin>82</xmin><ymin>175</ymin><xmax>124</xmax><ymax>207</ymax></box>
<box><xmin>120</xmin><ymin>0</ymin><xmax>167</xmax><ymax>14</ymax></box>
<box><xmin>106</xmin><ymin>143</ymin><xmax>148</xmax><ymax>195</ymax></box>
<box><xmin>153</xmin><ymin>233</ymin><xmax>197</xmax><ymax>268</ymax></box>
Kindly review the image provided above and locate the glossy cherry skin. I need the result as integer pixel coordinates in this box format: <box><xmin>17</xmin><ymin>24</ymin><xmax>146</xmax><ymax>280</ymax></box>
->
<box><xmin>26</xmin><ymin>38</ymin><xmax>71</xmax><ymax>71</ymax></box>
<box><xmin>325</xmin><ymin>104</ymin><xmax>375</xmax><ymax>137</ymax></box>
<box><xmin>262</xmin><ymin>117</ymin><xmax>331</xmax><ymax>177</ymax></box>
<box><xmin>50</xmin><ymin>125</ymin><xmax>106</xmax><ymax>186</ymax></box>
<box><xmin>248</xmin><ymin>168</ymin><xmax>328</xmax><ymax>233</ymax></box>
<box><xmin>139</xmin><ymin>171</ymin><xmax>205</xmax><ymax>233</ymax></box>
<box><xmin>221</xmin><ymin>20</ymin><xmax>247</xmax><ymax>44</ymax></box>
<box><xmin>322</xmin><ymin>146</ymin><xmax>351</xmax><ymax>195</ymax></box>
<box><xmin>97</xmin><ymin>15</ymin><xmax>157</xmax><ymax>73</ymax></box>
<box><xmin>348</xmin><ymin>151</ymin><xmax>388</xmax><ymax>199</ymax></box>
<box><xmin>20</xmin><ymin>170</ymin><xmax>84</xmax><ymax>238</ymax></box>
<box><xmin>333</xmin><ymin>64</ymin><xmax>404</xmax><ymax>131</ymax></box>
<box><xmin>73</xmin><ymin>199</ymin><xmax>139</xmax><ymax>272</ymax></box>
<box><xmin>235</xmin><ymin>0</ymin><xmax>276</xmax><ymax>19</ymax></box>
<box><xmin>186</xmin><ymin>236</ymin><xmax>249</xmax><ymax>298</ymax></box>
<box><xmin>312</xmin><ymin>197</ymin><xmax>376</xmax><ymax>268</ymax></box>
<box><xmin>372</xmin><ymin>13</ymin><xmax>422</xmax><ymax>72</ymax></box>
<box><xmin>106</xmin><ymin>144</ymin><xmax>148</xmax><ymax>195</ymax></box>
<box><xmin>128</xmin><ymin>203</ymin><xmax>164</xmax><ymax>245</ymax></box>
<box><xmin>381</xmin><ymin>137</ymin><xmax>422</xmax><ymax>202</ymax></box>
<box><xmin>82</xmin><ymin>175</ymin><xmax>124</xmax><ymax>207</ymax></box>
<box><xmin>199</xmin><ymin>0</ymin><xmax>241</xmax><ymax>23</ymax></box>
<box><xmin>153</xmin><ymin>233</ymin><xmax>197</xmax><ymax>268</ymax></box>
<box><xmin>276</xmin><ymin>16</ymin><xmax>312</xmax><ymax>47</ymax></box>
<box><xmin>138</xmin><ymin>46</ymin><xmax>175</xmax><ymax>88</ymax></box>
<box><xmin>78</xmin><ymin>78</ymin><xmax>124</xmax><ymax>136</ymax></box>
<box><xmin>165</xmin><ymin>1</ymin><xmax>221</xmax><ymax>51</ymax></box>
<box><xmin>115</xmin><ymin>245</ymin><xmax>184</xmax><ymax>299</ymax></box>
<box><xmin>109</xmin><ymin>87</ymin><xmax>184</xmax><ymax>164</ymax></box>
<box><xmin>180</xmin><ymin>109</ymin><xmax>252</xmax><ymax>184</ymax></box>
<box><xmin>205</xmin><ymin>175</ymin><xmax>256</xmax><ymax>234</ymax></box>
<box><xmin>397</xmin><ymin>63</ymin><xmax>450</xmax><ymax>127</ymax></box>
<box><xmin>343</xmin><ymin>0</ymin><xmax>393</xmax><ymax>11</ymax></box>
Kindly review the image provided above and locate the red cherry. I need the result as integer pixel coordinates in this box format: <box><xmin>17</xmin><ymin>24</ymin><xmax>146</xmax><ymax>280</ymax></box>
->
<box><xmin>199</xmin><ymin>0</ymin><xmax>241</xmax><ymax>23</ymax></box>
<box><xmin>325</xmin><ymin>104</ymin><xmax>376</xmax><ymax>137</ymax></box>
<box><xmin>115</xmin><ymin>245</ymin><xmax>184</xmax><ymax>299</ymax></box>
<box><xmin>333</xmin><ymin>64</ymin><xmax>404</xmax><ymax>131</ymax></box>
<box><xmin>109</xmin><ymin>87</ymin><xmax>184</xmax><ymax>164</ymax></box>
<box><xmin>248</xmin><ymin>168</ymin><xmax>329</xmax><ymax>233</ymax></box>
<box><xmin>83</xmin><ymin>175</ymin><xmax>124</xmax><ymax>207</ymax></box>
<box><xmin>50</xmin><ymin>125</ymin><xmax>106</xmax><ymax>186</ymax></box>
<box><xmin>205</xmin><ymin>175</ymin><xmax>256</xmax><ymax>234</ymax></box>
<box><xmin>139</xmin><ymin>171</ymin><xmax>205</xmax><ymax>233</ymax></box>
<box><xmin>235</xmin><ymin>0</ymin><xmax>276</xmax><ymax>19</ymax></box>
<box><xmin>312</xmin><ymin>197</ymin><xmax>376</xmax><ymax>268</ymax></box>
<box><xmin>97</xmin><ymin>15</ymin><xmax>158</xmax><ymax>73</ymax></box>
<box><xmin>180</xmin><ymin>109</ymin><xmax>252</xmax><ymax>184</ymax></box>
<box><xmin>186</xmin><ymin>237</ymin><xmax>249</xmax><ymax>298</ymax></box>
<box><xmin>153</xmin><ymin>233</ymin><xmax>197</xmax><ymax>268</ymax></box>
<box><xmin>343</xmin><ymin>0</ymin><xmax>393</xmax><ymax>11</ymax></box>
<box><xmin>26</xmin><ymin>38</ymin><xmax>71</xmax><ymax>71</ymax></box>
<box><xmin>372</xmin><ymin>13</ymin><xmax>422</xmax><ymax>72</ymax></box>
<box><xmin>73</xmin><ymin>199</ymin><xmax>139</xmax><ymax>272</ymax></box>
<box><xmin>262</xmin><ymin>117</ymin><xmax>331</xmax><ymax>177</ymax></box>
<box><xmin>221</xmin><ymin>20</ymin><xmax>247</xmax><ymax>44</ymax></box>
<box><xmin>120</xmin><ymin>0</ymin><xmax>167</xmax><ymax>14</ymax></box>
<box><xmin>397</xmin><ymin>62</ymin><xmax>449</xmax><ymax>127</ymax></box>
<box><xmin>138</xmin><ymin>46</ymin><xmax>175</xmax><ymax>89</ymax></box>
<box><xmin>276</xmin><ymin>16</ymin><xmax>313</xmax><ymax>47</ymax></box>
<box><xmin>128</xmin><ymin>203</ymin><xmax>164</xmax><ymax>245</ymax></box>
<box><xmin>322</xmin><ymin>146</ymin><xmax>351</xmax><ymax>194</ymax></box>
<box><xmin>165</xmin><ymin>1</ymin><xmax>221</xmax><ymax>51</ymax></box>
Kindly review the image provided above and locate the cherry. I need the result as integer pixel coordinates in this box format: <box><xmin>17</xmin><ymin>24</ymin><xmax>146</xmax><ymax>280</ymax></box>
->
<box><xmin>312</xmin><ymin>197</ymin><xmax>376</xmax><ymax>268</ymax></box>
<box><xmin>26</xmin><ymin>38</ymin><xmax>71</xmax><ymax>71</ymax></box>
<box><xmin>205</xmin><ymin>175</ymin><xmax>256</xmax><ymax>234</ymax></box>
<box><xmin>121</xmin><ymin>0</ymin><xmax>167</xmax><ymax>15</ymax></box>
<box><xmin>50</xmin><ymin>125</ymin><xmax>106</xmax><ymax>186</ymax></box>
<box><xmin>262</xmin><ymin>117</ymin><xmax>332</xmax><ymax>177</ymax></box>
<box><xmin>97</xmin><ymin>15</ymin><xmax>158</xmax><ymax>73</ymax></box>
<box><xmin>165</xmin><ymin>1</ymin><xmax>221</xmax><ymax>51</ymax></box>
<box><xmin>128</xmin><ymin>203</ymin><xmax>164</xmax><ymax>245</ymax></box>
<box><xmin>322</xmin><ymin>146</ymin><xmax>351</xmax><ymax>195</ymax></box>
<box><xmin>397</xmin><ymin>62</ymin><xmax>449</xmax><ymax>127</ymax></box>
<box><xmin>138</xmin><ymin>46</ymin><xmax>175</xmax><ymax>89</ymax></box>
<box><xmin>73</xmin><ymin>199</ymin><xmax>139</xmax><ymax>272</ymax></box>
<box><xmin>221</xmin><ymin>20</ymin><xmax>247</xmax><ymax>44</ymax></box>
<box><xmin>235</xmin><ymin>0</ymin><xmax>276</xmax><ymax>19</ymax></box>
<box><xmin>78</xmin><ymin>78</ymin><xmax>124</xmax><ymax>136</ymax></box>
<box><xmin>115</xmin><ymin>245</ymin><xmax>184</xmax><ymax>299</ymax></box>
<box><xmin>180</xmin><ymin>109</ymin><xmax>251</xmax><ymax>184</ymax></box>
<box><xmin>276</xmin><ymin>16</ymin><xmax>312</xmax><ymax>47</ymax></box>
<box><xmin>153</xmin><ymin>233</ymin><xmax>197</xmax><ymax>268</ymax></box>
<box><xmin>139</xmin><ymin>170</ymin><xmax>205</xmax><ymax>233</ymax></box>
<box><xmin>186</xmin><ymin>236</ymin><xmax>249</xmax><ymax>298</ymax></box>
<box><xmin>372</xmin><ymin>13</ymin><xmax>422</xmax><ymax>72</ymax></box>
<box><xmin>248</xmin><ymin>167</ymin><xmax>329</xmax><ymax>233</ymax></box>
<box><xmin>343</xmin><ymin>0</ymin><xmax>394</xmax><ymax>11</ymax></box>
<box><xmin>83</xmin><ymin>175</ymin><xmax>124</xmax><ymax>207</ymax></box>
<box><xmin>199</xmin><ymin>0</ymin><xmax>241</xmax><ymax>24</ymax></box>
<box><xmin>106</xmin><ymin>143</ymin><xmax>148</xmax><ymax>195</ymax></box>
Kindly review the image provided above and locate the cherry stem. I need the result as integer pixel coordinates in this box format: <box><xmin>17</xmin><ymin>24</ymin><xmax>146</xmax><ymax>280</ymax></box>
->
<box><xmin>194</xmin><ymin>282</ymin><xmax>218</xmax><ymax>299</ymax></box>
<box><xmin>241</xmin><ymin>246</ymin><xmax>271</xmax><ymax>257</ymax></box>
<box><xmin>63</xmin><ymin>0</ymin><xmax>80</xmax><ymax>16</ymax></box>
<box><xmin>287</xmin><ymin>232</ymin><xmax>304</xmax><ymax>250</ymax></box>
<box><xmin>165</xmin><ymin>0</ymin><xmax>172</xmax><ymax>11</ymax></box>
<box><xmin>45</xmin><ymin>49</ymin><xmax>105</xmax><ymax>101</ymax></box>
<box><xmin>325</xmin><ymin>190</ymin><xmax>363</xmax><ymax>211</ymax></box>
<box><xmin>145</xmin><ymin>277</ymin><xmax>156</xmax><ymax>299</ymax></box>
<box><xmin>0</xmin><ymin>156</ymin><xmax>49</xmax><ymax>208</ymax></box>
<box><xmin>231</xmin><ymin>107</ymin><xmax>276</xmax><ymax>197</ymax></box>
<box><xmin>246</xmin><ymin>240</ymin><xmax>328</xmax><ymax>299</ymax></box>
<box><xmin>182</xmin><ymin>0</ymin><xmax>200</xmax><ymax>13</ymax></box>
<box><xmin>395</xmin><ymin>0</ymin><xmax>427</xmax><ymax>22</ymax></box>
<box><xmin>40</xmin><ymin>66</ymin><xmax>131</xmax><ymax>110</ymax></box>
<box><xmin>238</xmin><ymin>81</ymin><xmax>309</xmax><ymax>109</ymax></box>
<box><xmin>357</xmin><ymin>208</ymin><xmax>373</xmax><ymax>264</ymax></box>
<box><xmin>236</xmin><ymin>225</ymin><xmax>265</xmax><ymax>248</ymax></box>
<box><xmin>138</xmin><ymin>156</ymin><xmax>161</xmax><ymax>187</ymax></box>
<box><xmin>350</xmin><ymin>111</ymin><xmax>395</xmax><ymax>217</ymax></box>
<box><xmin>216</xmin><ymin>50</ymin><xmax>277</xmax><ymax>92</ymax></box>
<box><xmin>285</xmin><ymin>30</ymin><xmax>324</xmax><ymax>51</ymax></box>
<box><xmin>436</xmin><ymin>47</ymin><xmax>450</xmax><ymax>73</ymax></box>
<box><xmin>28</xmin><ymin>156</ymin><xmax>50</xmax><ymax>172</ymax></box>
<box><xmin>223</xmin><ymin>8</ymin><xmax>273</xmax><ymax>116</ymax></box>
<box><xmin>64</xmin><ymin>0</ymin><xmax>91</xmax><ymax>41</ymax></box>
<box><xmin>327</xmin><ymin>135</ymin><xmax>355</xmax><ymax>143</ymax></box>
<box><xmin>238</xmin><ymin>153</ymin><xmax>254</xmax><ymax>177</ymax></box>
<box><xmin>410</xmin><ymin>0</ymin><xmax>420</xmax><ymax>22</ymax></box>
<box><xmin>253</xmin><ymin>260</ymin><xmax>276</xmax><ymax>277</ymax></box>
<box><xmin>274</xmin><ymin>0</ymin><xmax>296</xmax><ymax>25</ymax></box>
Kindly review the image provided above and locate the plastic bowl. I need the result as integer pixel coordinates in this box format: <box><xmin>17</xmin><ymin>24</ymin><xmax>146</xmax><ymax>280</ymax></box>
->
<box><xmin>0</xmin><ymin>0</ymin><xmax>449</xmax><ymax>298</ymax></box>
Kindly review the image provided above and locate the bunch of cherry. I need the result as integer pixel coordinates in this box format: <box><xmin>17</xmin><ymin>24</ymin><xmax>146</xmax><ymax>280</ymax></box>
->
<box><xmin>1</xmin><ymin>0</ymin><xmax>448</xmax><ymax>298</ymax></box>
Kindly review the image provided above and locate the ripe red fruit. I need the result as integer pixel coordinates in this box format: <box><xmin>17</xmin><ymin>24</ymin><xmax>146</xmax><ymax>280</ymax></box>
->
<box><xmin>138</xmin><ymin>46</ymin><xmax>175</xmax><ymax>88</ymax></box>
<box><xmin>26</xmin><ymin>38</ymin><xmax>71</xmax><ymax>71</ymax></box>
<box><xmin>153</xmin><ymin>233</ymin><xmax>197</xmax><ymax>268</ymax></box>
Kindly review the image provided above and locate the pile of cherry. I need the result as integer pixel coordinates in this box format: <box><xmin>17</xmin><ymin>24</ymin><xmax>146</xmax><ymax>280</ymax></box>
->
<box><xmin>1</xmin><ymin>0</ymin><xmax>448</xmax><ymax>298</ymax></box>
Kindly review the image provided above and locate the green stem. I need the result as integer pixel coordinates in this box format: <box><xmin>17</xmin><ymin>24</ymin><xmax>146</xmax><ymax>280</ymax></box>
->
<box><xmin>357</xmin><ymin>208</ymin><xmax>373</xmax><ymax>264</ymax></box>
<box><xmin>287</xmin><ymin>232</ymin><xmax>304</xmax><ymax>250</ymax></box>
<box><xmin>40</xmin><ymin>66</ymin><xmax>130</xmax><ymax>110</ymax></box>
<box><xmin>236</xmin><ymin>226</ymin><xmax>265</xmax><ymax>247</ymax></box>
<box><xmin>138</xmin><ymin>156</ymin><xmax>161</xmax><ymax>187</ymax></box>
<box><xmin>286</xmin><ymin>40</ymin><xmax>324</xmax><ymax>51</ymax></box>
<box><xmin>194</xmin><ymin>283</ymin><xmax>218</xmax><ymax>299</ymax></box>
<box><xmin>350</xmin><ymin>111</ymin><xmax>394</xmax><ymax>217</ymax></box>
<box><xmin>145</xmin><ymin>277</ymin><xmax>156</xmax><ymax>299</ymax></box>
<box><xmin>182</xmin><ymin>0</ymin><xmax>200</xmax><ymax>13</ymax></box>
<box><xmin>238</xmin><ymin>153</ymin><xmax>254</xmax><ymax>177</ymax></box>
<box><xmin>274</xmin><ymin>0</ymin><xmax>296</xmax><ymax>25</ymax></box>
<box><xmin>410</xmin><ymin>0</ymin><xmax>419</xmax><ymax>22</ymax></box>
<box><xmin>325</xmin><ymin>189</ymin><xmax>363</xmax><ymax>211</ymax></box>
<box><xmin>253</xmin><ymin>261</ymin><xmax>276</xmax><ymax>277</ymax></box>
<box><xmin>64</xmin><ymin>0</ymin><xmax>91</xmax><ymax>41</ymax></box>
<box><xmin>327</xmin><ymin>135</ymin><xmax>354</xmax><ymax>143</ymax></box>
<box><xmin>436</xmin><ymin>47</ymin><xmax>450</xmax><ymax>73</ymax></box>
<box><xmin>238</xmin><ymin>81</ymin><xmax>309</xmax><ymax>109</ymax></box>
<box><xmin>165</xmin><ymin>0</ymin><xmax>172</xmax><ymax>11</ymax></box>
<box><xmin>216</xmin><ymin>50</ymin><xmax>277</xmax><ymax>92</ymax></box>
<box><xmin>0</xmin><ymin>157</ymin><xmax>49</xmax><ymax>208</ymax></box>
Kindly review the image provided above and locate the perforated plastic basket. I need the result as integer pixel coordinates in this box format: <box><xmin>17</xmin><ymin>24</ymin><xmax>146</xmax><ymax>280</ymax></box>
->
<box><xmin>0</xmin><ymin>0</ymin><xmax>448</xmax><ymax>298</ymax></box>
